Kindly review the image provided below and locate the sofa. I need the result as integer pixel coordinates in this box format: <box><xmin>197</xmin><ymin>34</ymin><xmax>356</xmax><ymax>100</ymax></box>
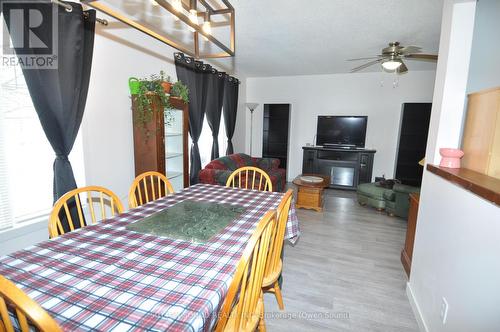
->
<box><xmin>198</xmin><ymin>153</ymin><xmax>287</xmax><ymax>192</ymax></box>
<box><xmin>357</xmin><ymin>182</ymin><xmax>420</xmax><ymax>219</ymax></box>
<box><xmin>384</xmin><ymin>184</ymin><xmax>420</xmax><ymax>219</ymax></box>
<box><xmin>357</xmin><ymin>182</ymin><xmax>391</xmax><ymax>211</ymax></box>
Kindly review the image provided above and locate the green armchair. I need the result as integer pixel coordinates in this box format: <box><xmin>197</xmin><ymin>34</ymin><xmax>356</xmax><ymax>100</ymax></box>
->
<box><xmin>384</xmin><ymin>184</ymin><xmax>420</xmax><ymax>219</ymax></box>
<box><xmin>357</xmin><ymin>182</ymin><xmax>420</xmax><ymax>219</ymax></box>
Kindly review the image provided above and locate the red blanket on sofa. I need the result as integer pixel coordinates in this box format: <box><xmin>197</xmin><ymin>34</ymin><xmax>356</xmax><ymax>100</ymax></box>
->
<box><xmin>198</xmin><ymin>153</ymin><xmax>286</xmax><ymax>192</ymax></box>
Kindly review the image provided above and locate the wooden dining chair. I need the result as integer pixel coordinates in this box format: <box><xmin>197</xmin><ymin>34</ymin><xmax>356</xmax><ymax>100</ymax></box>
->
<box><xmin>0</xmin><ymin>275</ymin><xmax>62</xmax><ymax>332</ymax></box>
<box><xmin>225</xmin><ymin>166</ymin><xmax>273</xmax><ymax>192</ymax></box>
<box><xmin>128</xmin><ymin>171</ymin><xmax>174</xmax><ymax>208</ymax></box>
<box><xmin>215</xmin><ymin>210</ymin><xmax>277</xmax><ymax>332</ymax></box>
<box><xmin>48</xmin><ymin>186</ymin><xmax>124</xmax><ymax>238</ymax></box>
<box><xmin>262</xmin><ymin>189</ymin><xmax>293</xmax><ymax>311</ymax></box>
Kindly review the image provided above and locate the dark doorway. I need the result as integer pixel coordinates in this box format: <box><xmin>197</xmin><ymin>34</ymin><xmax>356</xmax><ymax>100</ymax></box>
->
<box><xmin>262</xmin><ymin>104</ymin><xmax>290</xmax><ymax>170</ymax></box>
<box><xmin>395</xmin><ymin>103</ymin><xmax>432</xmax><ymax>187</ymax></box>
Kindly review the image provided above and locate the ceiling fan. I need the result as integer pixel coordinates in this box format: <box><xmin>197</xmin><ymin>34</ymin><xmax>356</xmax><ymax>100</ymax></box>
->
<box><xmin>348</xmin><ymin>42</ymin><xmax>438</xmax><ymax>74</ymax></box>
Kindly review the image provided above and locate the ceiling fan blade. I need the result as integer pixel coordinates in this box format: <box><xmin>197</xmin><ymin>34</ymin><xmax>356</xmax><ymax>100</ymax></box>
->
<box><xmin>405</xmin><ymin>53</ymin><xmax>438</xmax><ymax>60</ymax></box>
<box><xmin>400</xmin><ymin>45</ymin><xmax>422</xmax><ymax>53</ymax></box>
<box><xmin>350</xmin><ymin>58</ymin><xmax>385</xmax><ymax>72</ymax></box>
<box><xmin>398</xmin><ymin>61</ymin><xmax>408</xmax><ymax>73</ymax></box>
<box><xmin>347</xmin><ymin>56</ymin><xmax>383</xmax><ymax>61</ymax></box>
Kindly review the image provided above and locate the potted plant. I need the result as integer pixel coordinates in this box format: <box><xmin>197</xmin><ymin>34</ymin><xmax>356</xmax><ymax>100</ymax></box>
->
<box><xmin>171</xmin><ymin>81</ymin><xmax>189</xmax><ymax>103</ymax></box>
<box><xmin>165</xmin><ymin>80</ymin><xmax>188</xmax><ymax>129</ymax></box>
<box><xmin>159</xmin><ymin>70</ymin><xmax>172</xmax><ymax>94</ymax></box>
<box><xmin>132</xmin><ymin>72</ymin><xmax>189</xmax><ymax>133</ymax></box>
<box><xmin>134</xmin><ymin>74</ymin><xmax>171</xmax><ymax>129</ymax></box>
<box><xmin>128</xmin><ymin>77</ymin><xmax>141</xmax><ymax>94</ymax></box>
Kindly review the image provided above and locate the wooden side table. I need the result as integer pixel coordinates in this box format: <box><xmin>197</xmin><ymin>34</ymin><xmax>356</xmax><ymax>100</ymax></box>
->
<box><xmin>293</xmin><ymin>175</ymin><xmax>330</xmax><ymax>212</ymax></box>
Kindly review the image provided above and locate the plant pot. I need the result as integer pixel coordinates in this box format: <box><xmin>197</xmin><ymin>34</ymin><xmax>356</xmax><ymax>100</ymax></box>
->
<box><xmin>161</xmin><ymin>82</ymin><xmax>172</xmax><ymax>94</ymax></box>
<box><xmin>128</xmin><ymin>77</ymin><xmax>141</xmax><ymax>95</ymax></box>
<box><xmin>439</xmin><ymin>148</ymin><xmax>464</xmax><ymax>168</ymax></box>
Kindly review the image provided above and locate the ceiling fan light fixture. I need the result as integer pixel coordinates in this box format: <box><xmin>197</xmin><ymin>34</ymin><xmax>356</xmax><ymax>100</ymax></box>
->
<box><xmin>349</xmin><ymin>42</ymin><xmax>436</xmax><ymax>74</ymax></box>
<box><xmin>382</xmin><ymin>59</ymin><xmax>402</xmax><ymax>71</ymax></box>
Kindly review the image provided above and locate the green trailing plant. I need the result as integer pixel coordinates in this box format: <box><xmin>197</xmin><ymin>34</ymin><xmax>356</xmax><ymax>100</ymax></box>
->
<box><xmin>134</xmin><ymin>73</ymin><xmax>172</xmax><ymax>129</ymax></box>
<box><xmin>132</xmin><ymin>72</ymin><xmax>189</xmax><ymax>135</ymax></box>
<box><xmin>171</xmin><ymin>81</ymin><xmax>189</xmax><ymax>103</ymax></box>
<box><xmin>164</xmin><ymin>80</ymin><xmax>188</xmax><ymax>128</ymax></box>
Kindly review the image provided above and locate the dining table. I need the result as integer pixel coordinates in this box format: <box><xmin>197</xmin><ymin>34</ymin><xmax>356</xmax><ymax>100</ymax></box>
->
<box><xmin>0</xmin><ymin>183</ymin><xmax>300</xmax><ymax>331</ymax></box>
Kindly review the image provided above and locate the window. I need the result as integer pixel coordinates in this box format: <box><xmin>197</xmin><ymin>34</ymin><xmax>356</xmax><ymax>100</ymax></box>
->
<box><xmin>198</xmin><ymin>115</ymin><xmax>227</xmax><ymax>168</ymax></box>
<box><xmin>0</xmin><ymin>66</ymin><xmax>85</xmax><ymax>231</ymax></box>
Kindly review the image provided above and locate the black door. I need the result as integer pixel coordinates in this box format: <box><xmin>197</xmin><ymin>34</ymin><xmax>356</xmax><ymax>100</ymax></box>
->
<box><xmin>395</xmin><ymin>103</ymin><xmax>432</xmax><ymax>187</ymax></box>
<box><xmin>262</xmin><ymin>104</ymin><xmax>290</xmax><ymax>170</ymax></box>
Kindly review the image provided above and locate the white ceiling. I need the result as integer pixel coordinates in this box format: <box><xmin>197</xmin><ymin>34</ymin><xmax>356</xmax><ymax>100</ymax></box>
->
<box><xmin>213</xmin><ymin>0</ymin><xmax>444</xmax><ymax>77</ymax></box>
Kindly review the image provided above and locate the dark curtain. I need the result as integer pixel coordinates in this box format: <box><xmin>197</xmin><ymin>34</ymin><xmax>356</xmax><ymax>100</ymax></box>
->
<box><xmin>3</xmin><ymin>2</ymin><xmax>95</xmax><ymax>232</ymax></box>
<box><xmin>205</xmin><ymin>69</ymin><xmax>225</xmax><ymax>160</ymax></box>
<box><xmin>223</xmin><ymin>77</ymin><xmax>239</xmax><ymax>155</ymax></box>
<box><xmin>4</xmin><ymin>2</ymin><xmax>95</xmax><ymax>201</ymax></box>
<box><xmin>174</xmin><ymin>53</ymin><xmax>209</xmax><ymax>184</ymax></box>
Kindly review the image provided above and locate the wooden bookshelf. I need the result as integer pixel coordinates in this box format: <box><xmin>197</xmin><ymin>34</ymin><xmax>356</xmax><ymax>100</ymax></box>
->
<box><xmin>132</xmin><ymin>95</ymin><xmax>189</xmax><ymax>190</ymax></box>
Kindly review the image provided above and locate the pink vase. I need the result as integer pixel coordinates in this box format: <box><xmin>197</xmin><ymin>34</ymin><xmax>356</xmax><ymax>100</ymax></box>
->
<box><xmin>439</xmin><ymin>148</ymin><xmax>464</xmax><ymax>168</ymax></box>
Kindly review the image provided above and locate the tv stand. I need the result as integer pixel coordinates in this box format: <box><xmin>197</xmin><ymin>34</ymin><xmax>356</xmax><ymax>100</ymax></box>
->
<box><xmin>323</xmin><ymin>144</ymin><xmax>356</xmax><ymax>149</ymax></box>
<box><xmin>302</xmin><ymin>146</ymin><xmax>376</xmax><ymax>190</ymax></box>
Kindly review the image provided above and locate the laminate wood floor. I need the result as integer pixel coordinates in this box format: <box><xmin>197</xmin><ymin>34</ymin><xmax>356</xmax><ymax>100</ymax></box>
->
<box><xmin>263</xmin><ymin>188</ymin><xmax>418</xmax><ymax>332</ymax></box>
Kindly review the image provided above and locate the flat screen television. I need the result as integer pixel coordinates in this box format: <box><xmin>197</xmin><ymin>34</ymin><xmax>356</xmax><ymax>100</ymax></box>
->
<box><xmin>316</xmin><ymin>116</ymin><xmax>368</xmax><ymax>147</ymax></box>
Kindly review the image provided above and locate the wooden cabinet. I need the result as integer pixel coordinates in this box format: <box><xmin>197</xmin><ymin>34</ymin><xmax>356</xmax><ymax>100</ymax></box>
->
<box><xmin>132</xmin><ymin>95</ymin><xmax>189</xmax><ymax>191</ymax></box>
<box><xmin>293</xmin><ymin>175</ymin><xmax>330</xmax><ymax>212</ymax></box>
<box><xmin>462</xmin><ymin>87</ymin><xmax>500</xmax><ymax>180</ymax></box>
<box><xmin>401</xmin><ymin>193</ymin><xmax>420</xmax><ymax>278</ymax></box>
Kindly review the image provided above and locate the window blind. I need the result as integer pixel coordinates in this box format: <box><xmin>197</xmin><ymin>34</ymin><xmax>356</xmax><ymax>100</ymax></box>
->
<box><xmin>0</xmin><ymin>107</ymin><xmax>13</xmax><ymax>231</ymax></box>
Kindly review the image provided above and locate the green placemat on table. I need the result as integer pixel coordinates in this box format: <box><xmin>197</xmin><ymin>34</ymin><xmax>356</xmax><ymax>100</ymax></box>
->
<box><xmin>126</xmin><ymin>200</ymin><xmax>246</xmax><ymax>243</ymax></box>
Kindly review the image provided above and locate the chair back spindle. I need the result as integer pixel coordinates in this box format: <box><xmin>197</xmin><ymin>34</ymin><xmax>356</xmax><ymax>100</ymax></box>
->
<box><xmin>128</xmin><ymin>171</ymin><xmax>174</xmax><ymax>208</ymax></box>
<box><xmin>226</xmin><ymin>166</ymin><xmax>273</xmax><ymax>192</ymax></box>
<box><xmin>48</xmin><ymin>186</ymin><xmax>124</xmax><ymax>238</ymax></box>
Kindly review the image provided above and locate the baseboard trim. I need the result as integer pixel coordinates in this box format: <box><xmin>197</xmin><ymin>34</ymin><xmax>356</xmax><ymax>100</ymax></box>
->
<box><xmin>406</xmin><ymin>282</ymin><xmax>429</xmax><ymax>332</ymax></box>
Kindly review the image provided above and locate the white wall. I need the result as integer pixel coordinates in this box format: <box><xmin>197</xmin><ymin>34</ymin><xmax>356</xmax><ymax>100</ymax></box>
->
<box><xmin>423</xmin><ymin>0</ymin><xmax>475</xmax><ymax>164</ymax></box>
<box><xmin>409</xmin><ymin>173</ymin><xmax>500</xmax><ymax>332</ymax></box>
<box><xmin>83</xmin><ymin>24</ymin><xmax>178</xmax><ymax>202</ymax></box>
<box><xmin>466</xmin><ymin>0</ymin><xmax>500</xmax><ymax>93</ymax></box>
<box><xmin>244</xmin><ymin>71</ymin><xmax>436</xmax><ymax>180</ymax></box>
<box><xmin>408</xmin><ymin>1</ymin><xmax>500</xmax><ymax>331</ymax></box>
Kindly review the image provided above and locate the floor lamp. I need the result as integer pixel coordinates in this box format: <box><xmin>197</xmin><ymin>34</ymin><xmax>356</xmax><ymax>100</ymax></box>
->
<box><xmin>245</xmin><ymin>103</ymin><xmax>259</xmax><ymax>156</ymax></box>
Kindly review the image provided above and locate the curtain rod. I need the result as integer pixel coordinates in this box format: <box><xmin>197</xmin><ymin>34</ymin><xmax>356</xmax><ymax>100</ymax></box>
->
<box><xmin>51</xmin><ymin>0</ymin><xmax>108</xmax><ymax>25</ymax></box>
<box><xmin>174</xmin><ymin>52</ymin><xmax>240</xmax><ymax>84</ymax></box>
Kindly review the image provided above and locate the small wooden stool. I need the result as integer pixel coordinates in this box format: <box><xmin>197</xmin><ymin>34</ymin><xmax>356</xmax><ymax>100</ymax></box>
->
<box><xmin>293</xmin><ymin>174</ymin><xmax>330</xmax><ymax>212</ymax></box>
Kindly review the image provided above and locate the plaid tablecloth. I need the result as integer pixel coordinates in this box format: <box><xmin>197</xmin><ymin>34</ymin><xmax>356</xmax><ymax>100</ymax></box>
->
<box><xmin>0</xmin><ymin>184</ymin><xmax>300</xmax><ymax>331</ymax></box>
